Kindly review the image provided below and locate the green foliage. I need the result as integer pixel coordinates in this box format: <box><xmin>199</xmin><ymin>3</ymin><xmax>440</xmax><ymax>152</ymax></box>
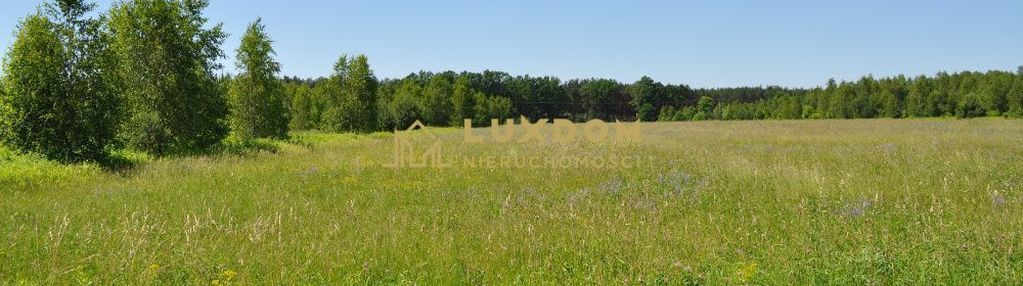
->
<box><xmin>273</xmin><ymin>67</ymin><xmax>1023</xmax><ymax>130</ymax></box>
<box><xmin>373</xmin><ymin>80</ymin><xmax>397</xmax><ymax>130</ymax></box>
<box><xmin>449</xmin><ymin>76</ymin><xmax>476</xmax><ymax>126</ymax></box>
<box><xmin>637</xmin><ymin>103</ymin><xmax>655</xmax><ymax>122</ymax></box>
<box><xmin>696</xmin><ymin>96</ymin><xmax>716</xmax><ymax>115</ymax></box>
<box><xmin>629</xmin><ymin>76</ymin><xmax>661</xmax><ymax>121</ymax></box>
<box><xmin>0</xmin><ymin>0</ymin><xmax>121</xmax><ymax>163</ymax></box>
<box><xmin>228</xmin><ymin>18</ymin><xmax>289</xmax><ymax>140</ymax></box>
<box><xmin>508</xmin><ymin>75</ymin><xmax>567</xmax><ymax>120</ymax></box>
<box><xmin>322</xmin><ymin>55</ymin><xmax>377</xmax><ymax>132</ymax></box>
<box><xmin>287</xmin><ymin>84</ymin><xmax>313</xmax><ymax>130</ymax></box>
<box><xmin>388</xmin><ymin>78</ymin><xmax>423</xmax><ymax>129</ymax></box>
<box><xmin>342</xmin><ymin>55</ymin><xmax>379</xmax><ymax>132</ymax></box>
<box><xmin>628</xmin><ymin>76</ymin><xmax>694</xmax><ymax>121</ymax></box>
<box><xmin>675</xmin><ymin>106</ymin><xmax>696</xmax><ymax>121</ymax></box>
<box><xmin>372</xmin><ymin>71</ymin><xmax>528</xmax><ymax>129</ymax></box>
<box><xmin>578</xmin><ymin>78</ymin><xmax>629</xmax><ymax>121</ymax></box>
<box><xmin>306</xmin><ymin>80</ymin><xmax>330</xmax><ymax>127</ymax></box>
<box><xmin>1006</xmin><ymin>74</ymin><xmax>1023</xmax><ymax>118</ymax></box>
<box><xmin>678</xmin><ymin>72</ymin><xmax>1020</xmax><ymax>121</ymax></box>
<box><xmin>421</xmin><ymin>75</ymin><xmax>452</xmax><ymax>126</ymax></box>
<box><xmin>955</xmin><ymin>93</ymin><xmax>986</xmax><ymax>118</ymax></box>
<box><xmin>658</xmin><ymin>106</ymin><xmax>676</xmax><ymax>122</ymax></box>
<box><xmin>877</xmin><ymin>91</ymin><xmax>900</xmax><ymax>118</ymax></box>
<box><xmin>905</xmin><ymin>77</ymin><xmax>931</xmax><ymax>117</ymax></box>
<box><xmin>108</xmin><ymin>0</ymin><xmax>228</xmax><ymax>154</ymax></box>
<box><xmin>473</xmin><ymin>92</ymin><xmax>513</xmax><ymax>122</ymax></box>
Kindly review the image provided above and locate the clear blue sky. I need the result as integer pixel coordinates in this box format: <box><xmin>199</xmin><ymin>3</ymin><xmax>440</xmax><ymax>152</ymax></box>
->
<box><xmin>2</xmin><ymin>0</ymin><xmax>1021</xmax><ymax>88</ymax></box>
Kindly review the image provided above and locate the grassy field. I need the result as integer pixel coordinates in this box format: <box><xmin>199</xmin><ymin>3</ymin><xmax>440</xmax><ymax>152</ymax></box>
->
<box><xmin>1</xmin><ymin>119</ymin><xmax>1022</xmax><ymax>284</ymax></box>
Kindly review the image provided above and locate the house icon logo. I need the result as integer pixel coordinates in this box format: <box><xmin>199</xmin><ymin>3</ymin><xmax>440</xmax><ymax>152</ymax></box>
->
<box><xmin>384</xmin><ymin>120</ymin><xmax>451</xmax><ymax>169</ymax></box>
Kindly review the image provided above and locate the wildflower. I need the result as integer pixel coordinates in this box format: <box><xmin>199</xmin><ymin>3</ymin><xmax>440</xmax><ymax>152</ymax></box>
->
<box><xmin>212</xmin><ymin>269</ymin><xmax>237</xmax><ymax>286</ymax></box>
<box><xmin>657</xmin><ymin>170</ymin><xmax>705</xmax><ymax>198</ymax></box>
<box><xmin>735</xmin><ymin>262</ymin><xmax>758</xmax><ymax>283</ymax></box>
<box><xmin>597</xmin><ymin>176</ymin><xmax>624</xmax><ymax>194</ymax></box>
<box><xmin>147</xmin><ymin>263</ymin><xmax>160</xmax><ymax>274</ymax></box>
<box><xmin>992</xmin><ymin>192</ymin><xmax>1007</xmax><ymax>208</ymax></box>
<box><xmin>840</xmin><ymin>197</ymin><xmax>875</xmax><ymax>218</ymax></box>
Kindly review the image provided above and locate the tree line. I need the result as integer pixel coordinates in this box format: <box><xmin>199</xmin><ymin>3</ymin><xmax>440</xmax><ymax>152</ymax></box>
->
<box><xmin>2</xmin><ymin>0</ymin><xmax>1021</xmax><ymax>164</ymax></box>
<box><xmin>285</xmin><ymin>68</ymin><xmax>1023</xmax><ymax>131</ymax></box>
<box><xmin>662</xmin><ymin>71</ymin><xmax>1023</xmax><ymax>121</ymax></box>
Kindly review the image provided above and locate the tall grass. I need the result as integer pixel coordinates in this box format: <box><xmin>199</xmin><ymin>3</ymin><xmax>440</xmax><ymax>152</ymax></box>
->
<box><xmin>1</xmin><ymin>119</ymin><xmax>1021</xmax><ymax>284</ymax></box>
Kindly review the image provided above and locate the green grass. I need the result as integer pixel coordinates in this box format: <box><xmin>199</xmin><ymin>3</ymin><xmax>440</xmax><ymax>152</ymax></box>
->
<box><xmin>1</xmin><ymin>119</ymin><xmax>1022</xmax><ymax>284</ymax></box>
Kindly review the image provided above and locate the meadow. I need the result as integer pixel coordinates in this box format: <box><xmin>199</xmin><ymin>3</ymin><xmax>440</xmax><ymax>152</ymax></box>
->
<box><xmin>1</xmin><ymin>119</ymin><xmax>1021</xmax><ymax>284</ymax></box>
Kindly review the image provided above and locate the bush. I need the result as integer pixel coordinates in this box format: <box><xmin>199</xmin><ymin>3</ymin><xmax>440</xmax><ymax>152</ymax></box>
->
<box><xmin>637</xmin><ymin>104</ymin><xmax>656</xmax><ymax>122</ymax></box>
<box><xmin>955</xmin><ymin>93</ymin><xmax>987</xmax><ymax>118</ymax></box>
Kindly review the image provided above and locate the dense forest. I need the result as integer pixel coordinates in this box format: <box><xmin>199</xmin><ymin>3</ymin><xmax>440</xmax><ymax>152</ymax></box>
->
<box><xmin>2</xmin><ymin>0</ymin><xmax>1022</xmax><ymax>164</ymax></box>
<box><xmin>284</xmin><ymin>68</ymin><xmax>1023</xmax><ymax>130</ymax></box>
